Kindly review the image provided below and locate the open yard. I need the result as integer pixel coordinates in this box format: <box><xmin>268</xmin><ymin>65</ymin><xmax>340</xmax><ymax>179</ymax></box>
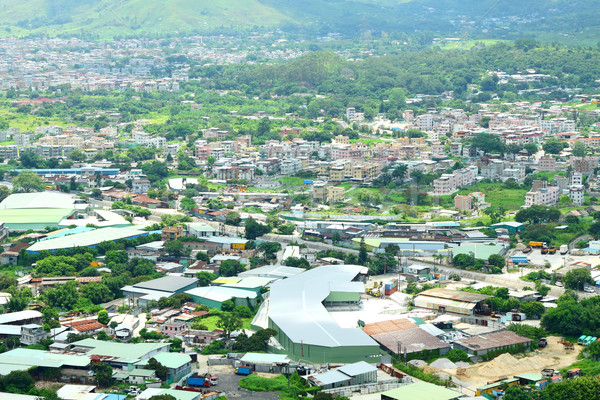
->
<box><xmin>457</xmin><ymin>182</ymin><xmax>527</xmax><ymax>211</ymax></box>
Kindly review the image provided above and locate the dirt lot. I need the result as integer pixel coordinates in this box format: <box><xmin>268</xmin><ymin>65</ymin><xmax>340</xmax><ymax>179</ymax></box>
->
<box><xmin>425</xmin><ymin>336</ymin><xmax>581</xmax><ymax>391</ymax></box>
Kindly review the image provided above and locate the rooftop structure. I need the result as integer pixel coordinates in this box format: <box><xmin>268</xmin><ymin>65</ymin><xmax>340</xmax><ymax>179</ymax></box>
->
<box><xmin>185</xmin><ymin>286</ymin><xmax>258</xmax><ymax>309</ymax></box>
<box><xmin>26</xmin><ymin>227</ymin><xmax>150</xmax><ymax>252</ymax></box>
<box><xmin>70</xmin><ymin>339</ymin><xmax>170</xmax><ymax>364</ymax></box>
<box><xmin>238</xmin><ymin>264</ymin><xmax>305</xmax><ymax>279</ymax></box>
<box><xmin>0</xmin><ymin>192</ymin><xmax>84</xmax><ymax>210</ymax></box>
<box><xmin>453</xmin><ymin>330</ymin><xmax>532</xmax><ymax>355</ymax></box>
<box><xmin>381</xmin><ymin>381</ymin><xmax>464</xmax><ymax>400</ymax></box>
<box><xmin>0</xmin><ymin>208</ymin><xmax>76</xmax><ymax>231</ymax></box>
<box><xmin>267</xmin><ymin>265</ymin><xmax>381</xmax><ymax>363</ymax></box>
<box><xmin>122</xmin><ymin>276</ymin><xmax>198</xmax><ymax>307</ymax></box>
<box><xmin>414</xmin><ymin>288</ymin><xmax>492</xmax><ymax>316</ymax></box>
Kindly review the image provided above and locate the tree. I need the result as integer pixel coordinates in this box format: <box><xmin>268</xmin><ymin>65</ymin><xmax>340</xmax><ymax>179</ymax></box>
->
<box><xmin>523</xmin><ymin>143</ymin><xmax>538</xmax><ymax>155</ymax></box>
<box><xmin>221</xmin><ymin>300</ymin><xmax>235</xmax><ymax>312</ymax></box>
<box><xmin>520</xmin><ymin>301</ymin><xmax>545</xmax><ymax>319</ymax></box>
<box><xmin>69</xmin><ymin>149</ymin><xmax>87</xmax><ymax>162</ymax></box>
<box><xmin>589</xmin><ymin>221</ymin><xmax>600</xmax><ymax>239</ymax></box>
<box><xmin>358</xmin><ymin>238</ymin><xmax>368</xmax><ymax>265</ymax></box>
<box><xmin>572</xmin><ymin>141</ymin><xmax>587</xmax><ymax>157</ymax></box>
<box><xmin>196</xmin><ymin>271</ymin><xmax>217</xmax><ymax>287</ymax></box>
<box><xmin>483</xmin><ymin>206</ymin><xmax>506</xmax><ymax>224</ymax></box>
<box><xmin>471</xmin><ymin>133</ymin><xmax>505</xmax><ymax>154</ymax></box>
<box><xmin>149</xmin><ymin>395</ymin><xmax>177</xmax><ymax>400</ymax></box>
<box><xmin>216</xmin><ymin>313</ymin><xmax>243</xmax><ymax>338</ymax></box>
<box><xmin>542</xmin><ymin>137</ymin><xmax>566</xmax><ymax>154</ymax></box>
<box><xmin>258</xmin><ymin>241</ymin><xmax>281</xmax><ymax>260</ymax></box>
<box><xmin>245</xmin><ymin>217</ymin><xmax>271</xmax><ymax>240</ymax></box>
<box><xmin>327</xmin><ymin>230</ymin><xmax>341</xmax><ymax>244</ymax></box>
<box><xmin>97</xmin><ymin>309</ymin><xmax>110</xmax><ymax>325</ymax></box>
<box><xmin>164</xmin><ymin>239</ymin><xmax>185</xmax><ymax>257</ymax></box>
<box><xmin>277</xmin><ymin>223</ymin><xmax>295</xmax><ymax>235</ymax></box>
<box><xmin>180</xmin><ymin>197</ymin><xmax>196</xmax><ymax>212</ymax></box>
<box><xmin>0</xmin><ymin>185</ymin><xmax>10</xmax><ymax>202</ymax></box>
<box><xmin>284</xmin><ymin>257</ymin><xmax>310</xmax><ymax>269</ymax></box>
<box><xmin>13</xmin><ymin>171</ymin><xmax>45</xmax><ymax>193</ymax></box>
<box><xmin>146</xmin><ymin>357</ymin><xmax>169</xmax><ymax>381</ymax></box>
<box><xmin>91</xmin><ymin>362</ymin><xmax>113</xmax><ymax>387</ymax></box>
<box><xmin>0</xmin><ymin>370</ymin><xmax>35</xmax><ymax>392</ymax></box>
<box><xmin>219</xmin><ymin>260</ymin><xmax>245</xmax><ymax>277</ymax></box>
<box><xmin>488</xmin><ymin>254</ymin><xmax>506</xmax><ymax>269</ymax></box>
<box><xmin>563</xmin><ymin>268</ymin><xmax>594</xmax><ymax>290</ymax></box>
<box><xmin>80</xmin><ymin>283</ymin><xmax>114</xmax><ymax>305</ymax></box>
<box><xmin>43</xmin><ymin>281</ymin><xmax>79</xmax><ymax>311</ymax></box>
<box><xmin>225</xmin><ymin>211</ymin><xmax>241</xmax><ymax>226</ymax></box>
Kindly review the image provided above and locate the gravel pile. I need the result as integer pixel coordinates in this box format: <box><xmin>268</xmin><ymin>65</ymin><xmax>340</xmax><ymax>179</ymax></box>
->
<box><xmin>409</xmin><ymin>359</ymin><xmax>427</xmax><ymax>367</ymax></box>
<box><xmin>430</xmin><ymin>358</ymin><xmax>458</xmax><ymax>370</ymax></box>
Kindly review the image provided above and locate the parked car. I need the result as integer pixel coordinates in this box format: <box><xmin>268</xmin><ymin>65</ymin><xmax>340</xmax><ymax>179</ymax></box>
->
<box><xmin>584</xmin><ymin>287</ymin><xmax>596</xmax><ymax>293</ymax></box>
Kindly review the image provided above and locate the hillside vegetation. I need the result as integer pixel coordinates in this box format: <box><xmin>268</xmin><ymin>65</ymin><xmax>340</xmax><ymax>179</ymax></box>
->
<box><xmin>0</xmin><ymin>0</ymin><xmax>598</xmax><ymax>40</ymax></box>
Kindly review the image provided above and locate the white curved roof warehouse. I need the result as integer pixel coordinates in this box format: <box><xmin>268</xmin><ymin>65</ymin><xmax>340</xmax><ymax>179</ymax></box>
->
<box><xmin>267</xmin><ymin>265</ymin><xmax>380</xmax><ymax>363</ymax></box>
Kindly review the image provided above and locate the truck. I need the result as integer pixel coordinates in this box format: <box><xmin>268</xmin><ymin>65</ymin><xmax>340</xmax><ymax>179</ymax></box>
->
<box><xmin>236</xmin><ymin>366</ymin><xmax>251</xmax><ymax>376</ymax></box>
<box><xmin>187</xmin><ymin>376</ymin><xmax>213</xmax><ymax>387</ymax></box>
<box><xmin>529</xmin><ymin>241</ymin><xmax>547</xmax><ymax>248</ymax></box>
<box><xmin>560</xmin><ymin>245</ymin><xmax>569</xmax><ymax>255</ymax></box>
<box><xmin>548</xmin><ymin>246</ymin><xmax>557</xmax><ymax>254</ymax></box>
<box><xmin>538</xmin><ymin>338</ymin><xmax>548</xmax><ymax>348</ymax></box>
<box><xmin>541</xmin><ymin>247</ymin><xmax>548</xmax><ymax>254</ymax></box>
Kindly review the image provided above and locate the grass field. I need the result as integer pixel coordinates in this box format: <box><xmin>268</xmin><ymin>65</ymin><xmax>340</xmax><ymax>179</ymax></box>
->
<box><xmin>457</xmin><ymin>182</ymin><xmax>527</xmax><ymax>211</ymax></box>
<box><xmin>198</xmin><ymin>315</ymin><xmax>252</xmax><ymax>331</ymax></box>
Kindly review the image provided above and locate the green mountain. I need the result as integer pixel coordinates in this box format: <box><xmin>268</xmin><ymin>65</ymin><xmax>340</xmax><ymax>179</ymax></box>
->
<box><xmin>0</xmin><ymin>0</ymin><xmax>598</xmax><ymax>40</ymax></box>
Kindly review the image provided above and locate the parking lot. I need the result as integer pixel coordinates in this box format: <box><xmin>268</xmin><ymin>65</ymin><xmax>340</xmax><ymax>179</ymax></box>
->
<box><xmin>196</xmin><ymin>358</ymin><xmax>279</xmax><ymax>400</ymax></box>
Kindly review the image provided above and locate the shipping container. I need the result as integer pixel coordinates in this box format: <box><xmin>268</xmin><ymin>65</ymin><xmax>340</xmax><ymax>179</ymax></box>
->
<box><xmin>384</xmin><ymin>286</ymin><xmax>398</xmax><ymax>296</ymax></box>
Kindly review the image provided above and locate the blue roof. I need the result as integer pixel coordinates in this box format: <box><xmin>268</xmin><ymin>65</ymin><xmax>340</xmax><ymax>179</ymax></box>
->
<box><xmin>41</xmin><ymin>226</ymin><xmax>95</xmax><ymax>241</ymax></box>
<box><xmin>432</xmin><ymin>222</ymin><xmax>460</xmax><ymax>227</ymax></box>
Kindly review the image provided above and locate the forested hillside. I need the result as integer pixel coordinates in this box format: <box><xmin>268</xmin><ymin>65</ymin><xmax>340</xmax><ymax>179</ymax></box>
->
<box><xmin>0</xmin><ymin>0</ymin><xmax>598</xmax><ymax>41</ymax></box>
<box><xmin>191</xmin><ymin>42</ymin><xmax>600</xmax><ymax>118</ymax></box>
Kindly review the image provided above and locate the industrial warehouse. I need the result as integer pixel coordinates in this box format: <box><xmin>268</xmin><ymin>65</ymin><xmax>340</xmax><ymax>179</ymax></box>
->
<box><xmin>259</xmin><ymin>265</ymin><xmax>382</xmax><ymax>363</ymax></box>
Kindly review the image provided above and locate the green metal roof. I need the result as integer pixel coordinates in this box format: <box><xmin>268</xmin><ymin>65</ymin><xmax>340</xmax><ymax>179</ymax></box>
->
<box><xmin>514</xmin><ymin>373</ymin><xmax>543</xmax><ymax>382</ymax></box>
<box><xmin>71</xmin><ymin>339</ymin><xmax>170</xmax><ymax>364</ymax></box>
<box><xmin>451</xmin><ymin>243</ymin><xmax>503</xmax><ymax>260</ymax></box>
<box><xmin>0</xmin><ymin>208</ymin><xmax>74</xmax><ymax>224</ymax></box>
<box><xmin>0</xmin><ymin>348</ymin><xmax>90</xmax><ymax>369</ymax></box>
<box><xmin>136</xmin><ymin>352</ymin><xmax>191</xmax><ymax>370</ymax></box>
<box><xmin>382</xmin><ymin>381</ymin><xmax>464</xmax><ymax>400</ymax></box>
<box><xmin>477</xmin><ymin>378</ymin><xmax>519</xmax><ymax>391</ymax></box>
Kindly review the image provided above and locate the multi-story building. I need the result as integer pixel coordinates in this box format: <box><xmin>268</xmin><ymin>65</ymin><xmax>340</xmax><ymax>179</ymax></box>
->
<box><xmin>132</xmin><ymin>178</ymin><xmax>151</xmax><ymax>194</ymax></box>
<box><xmin>14</xmin><ymin>132</ymin><xmax>34</xmax><ymax>147</ymax></box>
<box><xmin>0</xmin><ymin>145</ymin><xmax>19</xmax><ymax>160</ymax></box>
<box><xmin>454</xmin><ymin>195</ymin><xmax>473</xmax><ymax>211</ymax></box>
<box><xmin>538</xmin><ymin>156</ymin><xmax>557</xmax><ymax>172</ymax></box>
<box><xmin>162</xmin><ymin>226</ymin><xmax>183</xmax><ymax>242</ymax></box>
<box><xmin>525</xmin><ymin>186</ymin><xmax>560</xmax><ymax>207</ymax></box>
<box><xmin>571</xmin><ymin>157</ymin><xmax>598</xmax><ymax>174</ymax></box>
<box><xmin>280</xmin><ymin>158</ymin><xmax>303</xmax><ymax>176</ymax></box>
<box><xmin>569</xmin><ymin>185</ymin><xmax>585</xmax><ymax>206</ymax></box>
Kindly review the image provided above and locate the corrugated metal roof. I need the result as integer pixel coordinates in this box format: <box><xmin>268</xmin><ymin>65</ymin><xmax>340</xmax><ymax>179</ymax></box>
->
<box><xmin>454</xmin><ymin>331</ymin><xmax>532</xmax><ymax>351</ymax></box>
<box><xmin>371</xmin><ymin>328</ymin><xmax>451</xmax><ymax>354</ymax></box>
<box><xmin>133</xmin><ymin>276</ymin><xmax>198</xmax><ymax>293</ymax></box>
<box><xmin>0</xmin><ymin>310</ymin><xmax>42</xmax><ymax>325</ymax></box>
<box><xmin>136</xmin><ymin>352</ymin><xmax>191</xmax><ymax>369</ymax></box>
<box><xmin>0</xmin><ymin>208</ymin><xmax>74</xmax><ymax>224</ymax></box>
<box><xmin>418</xmin><ymin>288</ymin><xmax>491</xmax><ymax>303</ymax></box>
<box><xmin>268</xmin><ymin>265</ymin><xmax>378</xmax><ymax>348</ymax></box>
<box><xmin>185</xmin><ymin>286</ymin><xmax>258</xmax><ymax>302</ymax></box>
<box><xmin>382</xmin><ymin>381</ymin><xmax>463</xmax><ymax>400</ymax></box>
<box><xmin>0</xmin><ymin>192</ymin><xmax>78</xmax><ymax>209</ymax></box>
<box><xmin>27</xmin><ymin>227</ymin><xmax>148</xmax><ymax>252</ymax></box>
<box><xmin>337</xmin><ymin>361</ymin><xmax>377</xmax><ymax>376</ymax></box>
<box><xmin>240</xmin><ymin>353</ymin><xmax>288</xmax><ymax>364</ymax></box>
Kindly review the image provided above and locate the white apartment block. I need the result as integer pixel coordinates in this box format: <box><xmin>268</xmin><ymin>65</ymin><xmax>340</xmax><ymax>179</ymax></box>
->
<box><xmin>569</xmin><ymin>185</ymin><xmax>585</xmax><ymax>206</ymax></box>
<box><xmin>525</xmin><ymin>186</ymin><xmax>560</xmax><ymax>207</ymax></box>
<box><xmin>432</xmin><ymin>166</ymin><xmax>478</xmax><ymax>195</ymax></box>
<box><xmin>280</xmin><ymin>158</ymin><xmax>303</xmax><ymax>176</ymax></box>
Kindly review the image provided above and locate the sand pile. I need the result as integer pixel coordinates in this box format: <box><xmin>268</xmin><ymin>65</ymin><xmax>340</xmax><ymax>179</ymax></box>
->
<box><xmin>477</xmin><ymin>353</ymin><xmax>548</xmax><ymax>378</ymax></box>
